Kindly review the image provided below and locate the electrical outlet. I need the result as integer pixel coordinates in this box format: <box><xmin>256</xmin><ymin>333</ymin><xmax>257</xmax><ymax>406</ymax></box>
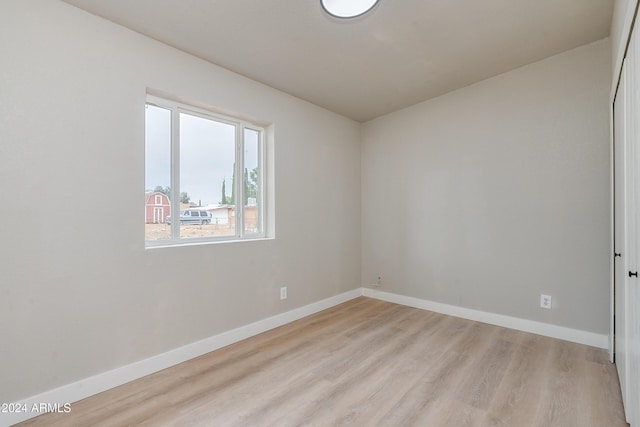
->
<box><xmin>540</xmin><ymin>294</ymin><xmax>552</xmax><ymax>309</ymax></box>
<box><xmin>371</xmin><ymin>276</ymin><xmax>382</xmax><ymax>288</ymax></box>
<box><xmin>280</xmin><ymin>287</ymin><xmax>287</xmax><ymax>300</ymax></box>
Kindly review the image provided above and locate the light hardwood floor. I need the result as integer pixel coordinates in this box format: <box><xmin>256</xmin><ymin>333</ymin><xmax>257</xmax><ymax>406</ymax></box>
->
<box><xmin>19</xmin><ymin>297</ymin><xmax>628</xmax><ymax>426</ymax></box>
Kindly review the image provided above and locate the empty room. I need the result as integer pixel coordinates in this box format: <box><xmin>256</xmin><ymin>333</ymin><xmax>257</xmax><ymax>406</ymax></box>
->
<box><xmin>2</xmin><ymin>0</ymin><xmax>640</xmax><ymax>426</ymax></box>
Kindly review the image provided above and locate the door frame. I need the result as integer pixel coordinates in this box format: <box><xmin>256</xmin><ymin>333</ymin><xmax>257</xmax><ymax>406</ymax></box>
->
<box><xmin>611</xmin><ymin>0</ymin><xmax>640</xmax><ymax>363</ymax></box>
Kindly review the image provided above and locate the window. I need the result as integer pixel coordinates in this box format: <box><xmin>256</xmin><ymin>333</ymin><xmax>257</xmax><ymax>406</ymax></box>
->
<box><xmin>145</xmin><ymin>94</ymin><xmax>265</xmax><ymax>247</ymax></box>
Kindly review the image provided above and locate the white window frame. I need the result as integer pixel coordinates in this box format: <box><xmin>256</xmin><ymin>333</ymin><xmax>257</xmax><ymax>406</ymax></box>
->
<box><xmin>145</xmin><ymin>94</ymin><xmax>266</xmax><ymax>247</ymax></box>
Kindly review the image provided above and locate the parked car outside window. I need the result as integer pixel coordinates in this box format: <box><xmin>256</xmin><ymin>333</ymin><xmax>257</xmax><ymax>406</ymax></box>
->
<box><xmin>166</xmin><ymin>210</ymin><xmax>212</xmax><ymax>225</ymax></box>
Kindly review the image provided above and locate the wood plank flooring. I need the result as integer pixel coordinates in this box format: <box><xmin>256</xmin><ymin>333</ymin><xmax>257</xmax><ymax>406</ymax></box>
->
<box><xmin>18</xmin><ymin>297</ymin><xmax>628</xmax><ymax>426</ymax></box>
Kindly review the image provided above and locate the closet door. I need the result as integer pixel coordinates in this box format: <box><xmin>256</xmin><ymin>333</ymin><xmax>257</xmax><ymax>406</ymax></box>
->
<box><xmin>616</xmin><ymin>21</ymin><xmax>640</xmax><ymax>426</ymax></box>
<box><xmin>627</xmin><ymin>22</ymin><xmax>640</xmax><ymax>427</ymax></box>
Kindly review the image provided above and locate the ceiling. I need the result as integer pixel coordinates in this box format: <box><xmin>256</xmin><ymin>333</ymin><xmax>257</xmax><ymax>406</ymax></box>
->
<box><xmin>62</xmin><ymin>0</ymin><xmax>614</xmax><ymax>122</ymax></box>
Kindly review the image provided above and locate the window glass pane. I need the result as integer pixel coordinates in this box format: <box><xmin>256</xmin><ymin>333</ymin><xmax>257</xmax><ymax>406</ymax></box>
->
<box><xmin>244</xmin><ymin>128</ymin><xmax>260</xmax><ymax>235</ymax></box>
<box><xmin>145</xmin><ymin>104</ymin><xmax>172</xmax><ymax>242</ymax></box>
<box><xmin>179</xmin><ymin>112</ymin><xmax>236</xmax><ymax>238</ymax></box>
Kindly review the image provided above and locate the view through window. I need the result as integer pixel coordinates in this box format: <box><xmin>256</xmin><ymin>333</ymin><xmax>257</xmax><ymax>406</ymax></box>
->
<box><xmin>145</xmin><ymin>95</ymin><xmax>264</xmax><ymax>246</ymax></box>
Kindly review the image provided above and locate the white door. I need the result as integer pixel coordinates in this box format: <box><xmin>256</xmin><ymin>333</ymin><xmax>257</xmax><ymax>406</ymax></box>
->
<box><xmin>614</xmin><ymin>59</ymin><xmax>629</xmax><ymax>418</ymax></box>
<box><xmin>616</xmin><ymin>22</ymin><xmax>640</xmax><ymax>427</ymax></box>
<box><xmin>627</xmin><ymin>23</ymin><xmax>640</xmax><ymax>427</ymax></box>
<box><xmin>153</xmin><ymin>207</ymin><xmax>164</xmax><ymax>224</ymax></box>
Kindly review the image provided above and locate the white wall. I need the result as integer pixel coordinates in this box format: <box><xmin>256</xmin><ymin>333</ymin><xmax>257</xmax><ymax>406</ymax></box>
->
<box><xmin>0</xmin><ymin>0</ymin><xmax>361</xmax><ymax>402</ymax></box>
<box><xmin>611</xmin><ymin>0</ymin><xmax>638</xmax><ymax>91</ymax></box>
<box><xmin>362</xmin><ymin>39</ymin><xmax>611</xmax><ymax>335</ymax></box>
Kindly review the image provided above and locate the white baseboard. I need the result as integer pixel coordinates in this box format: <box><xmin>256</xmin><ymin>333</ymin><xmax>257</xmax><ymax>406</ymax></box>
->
<box><xmin>1</xmin><ymin>288</ymin><xmax>362</xmax><ymax>427</ymax></box>
<box><xmin>362</xmin><ymin>288</ymin><xmax>609</xmax><ymax>349</ymax></box>
<box><xmin>3</xmin><ymin>286</ymin><xmax>609</xmax><ymax>426</ymax></box>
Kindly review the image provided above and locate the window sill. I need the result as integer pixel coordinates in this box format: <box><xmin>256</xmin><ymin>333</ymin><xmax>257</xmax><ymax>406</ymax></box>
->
<box><xmin>145</xmin><ymin>236</ymin><xmax>274</xmax><ymax>250</ymax></box>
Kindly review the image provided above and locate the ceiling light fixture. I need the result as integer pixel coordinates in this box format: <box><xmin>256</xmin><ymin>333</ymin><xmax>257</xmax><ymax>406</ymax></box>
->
<box><xmin>321</xmin><ymin>0</ymin><xmax>379</xmax><ymax>19</ymax></box>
